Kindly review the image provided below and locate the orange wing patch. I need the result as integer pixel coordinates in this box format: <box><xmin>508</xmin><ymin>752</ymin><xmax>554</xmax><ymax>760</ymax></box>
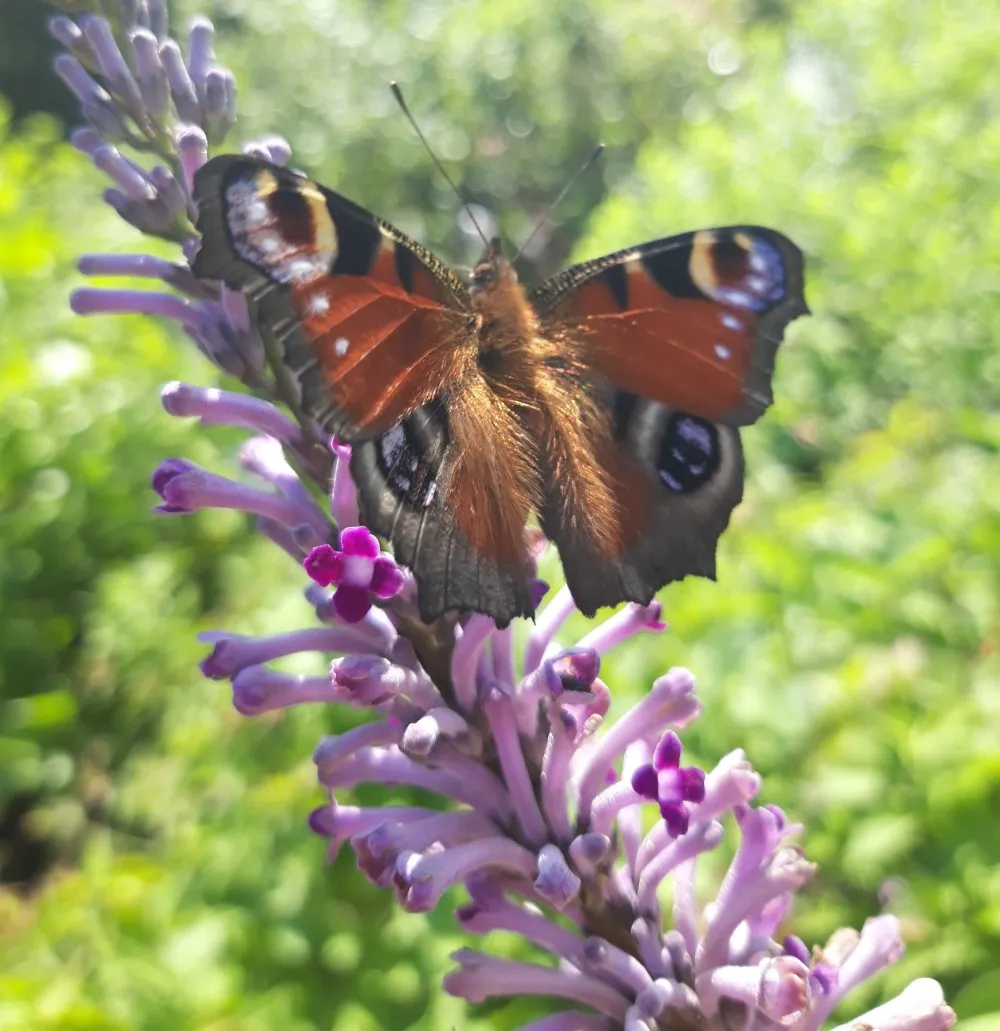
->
<box><xmin>565</xmin><ymin>267</ymin><xmax>755</xmax><ymax>422</ymax></box>
<box><xmin>538</xmin><ymin>227</ymin><xmax>806</xmax><ymax>426</ymax></box>
<box><xmin>291</xmin><ymin>275</ymin><xmax>470</xmax><ymax>432</ymax></box>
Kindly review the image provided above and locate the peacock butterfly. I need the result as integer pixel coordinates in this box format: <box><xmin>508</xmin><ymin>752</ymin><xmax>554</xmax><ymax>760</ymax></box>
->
<box><xmin>191</xmin><ymin>153</ymin><xmax>807</xmax><ymax>627</ymax></box>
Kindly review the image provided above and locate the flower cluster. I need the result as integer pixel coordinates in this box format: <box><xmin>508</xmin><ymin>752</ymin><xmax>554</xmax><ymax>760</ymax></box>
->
<box><xmin>53</xmin><ymin>3</ymin><xmax>957</xmax><ymax>1030</ymax></box>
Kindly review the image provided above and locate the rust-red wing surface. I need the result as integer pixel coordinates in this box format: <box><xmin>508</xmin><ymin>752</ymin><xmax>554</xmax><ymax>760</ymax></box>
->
<box><xmin>533</xmin><ymin>227</ymin><xmax>807</xmax><ymax>426</ymax></box>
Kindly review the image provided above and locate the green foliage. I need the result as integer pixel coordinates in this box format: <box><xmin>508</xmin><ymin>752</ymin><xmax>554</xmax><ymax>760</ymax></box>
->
<box><xmin>2</xmin><ymin>0</ymin><xmax>999</xmax><ymax>1027</ymax></box>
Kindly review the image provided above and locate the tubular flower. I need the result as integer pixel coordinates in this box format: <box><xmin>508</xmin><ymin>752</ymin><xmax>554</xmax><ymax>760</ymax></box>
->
<box><xmin>51</xmin><ymin>4</ymin><xmax>956</xmax><ymax>1030</ymax></box>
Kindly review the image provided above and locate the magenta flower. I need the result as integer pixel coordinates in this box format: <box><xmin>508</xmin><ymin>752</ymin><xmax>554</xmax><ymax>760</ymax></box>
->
<box><xmin>52</xmin><ymin>5</ymin><xmax>957</xmax><ymax>1031</ymax></box>
<box><xmin>630</xmin><ymin>730</ymin><xmax>707</xmax><ymax>837</ymax></box>
<box><xmin>303</xmin><ymin>530</ymin><xmax>406</xmax><ymax>623</ymax></box>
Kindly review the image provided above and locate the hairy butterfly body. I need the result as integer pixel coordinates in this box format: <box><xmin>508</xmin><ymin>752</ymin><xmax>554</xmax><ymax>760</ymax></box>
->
<box><xmin>193</xmin><ymin>155</ymin><xmax>807</xmax><ymax>626</ymax></box>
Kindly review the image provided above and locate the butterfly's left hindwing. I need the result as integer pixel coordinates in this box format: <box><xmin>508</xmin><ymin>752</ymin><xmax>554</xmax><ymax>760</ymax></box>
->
<box><xmin>192</xmin><ymin>155</ymin><xmax>471</xmax><ymax>441</ymax></box>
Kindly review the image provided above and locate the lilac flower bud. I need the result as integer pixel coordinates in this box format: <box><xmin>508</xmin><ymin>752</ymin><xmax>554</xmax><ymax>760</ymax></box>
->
<box><xmin>148</xmin><ymin>0</ymin><xmax>168</xmax><ymax>39</ymax></box>
<box><xmin>451</xmin><ymin>614</ymin><xmax>496</xmax><ymax>711</ymax></box>
<box><xmin>583</xmin><ymin>936</ymin><xmax>654</xmax><ymax>996</ymax></box>
<box><xmin>151</xmin><ymin>164</ymin><xmax>192</xmax><ymax>219</ymax></box>
<box><xmin>161</xmin><ymin>382</ymin><xmax>300</xmax><ymax>440</ymax></box>
<box><xmin>577</xmin><ymin>600</ymin><xmax>667</xmax><ymax>654</ymax></box>
<box><xmin>150</xmin><ymin>457</ymin><xmax>328</xmax><ymax>537</ymax></box>
<box><xmin>198</xmin><ymin>626</ymin><xmax>378</xmax><ymax>680</ymax></box>
<box><xmin>53</xmin><ymin>53</ymin><xmax>108</xmax><ymax>107</ymax></box>
<box><xmin>78</xmin><ymin>253</ymin><xmax>199</xmax><ymax>296</ymax></box>
<box><xmin>533</xmin><ymin>844</ymin><xmax>581</xmax><ymax>909</ymax></box>
<box><xmin>186</xmin><ymin>17</ymin><xmax>216</xmax><ymax>93</ymax></box>
<box><xmin>697</xmin><ymin>955</ymin><xmax>811</xmax><ymax>1026</ymax></box>
<box><xmin>72</xmin><ymin>286</ymin><xmax>197</xmax><ymax>325</ymax></box>
<box><xmin>131</xmin><ymin>29</ymin><xmax>170</xmax><ymax>122</ymax></box>
<box><xmin>93</xmin><ymin>145</ymin><xmax>155</xmax><ymax>201</ymax></box>
<box><xmin>330</xmin><ymin>654</ymin><xmax>441</xmax><ymax>711</ymax></box>
<box><xmin>243</xmin><ymin>135</ymin><xmax>292</xmax><ymax>166</ymax></box>
<box><xmin>202</xmin><ymin>67</ymin><xmax>236</xmax><ymax>144</ymax></box>
<box><xmin>401</xmin><ymin>708</ymin><xmax>481</xmax><ymax>758</ymax></box>
<box><xmin>176</xmin><ymin>125</ymin><xmax>208</xmax><ymax>195</ymax></box>
<box><xmin>313</xmin><ymin>722</ymin><xmax>402</xmax><ymax>772</ymax></box>
<box><xmin>48</xmin><ymin>15</ymin><xmax>100</xmax><ymax>71</ymax></box>
<box><xmin>829</xmin><ymin>978</ymin><xmax>955</xmax><ymax>1031</ymax></box>
<box><xmin>158</xmin><ymin>39</ymin><xmax>201</xmax><ymax>123</ymax></box>
<box><xmin>69</xmin><ymin>126</ymin><xmax>104</xmax><ymax>157</ymax></box>
<box><xmin>308</xmin><ymin>799</ymin><xmax>431</xmax><ymax>864</ymax></box>
<box><xmin>636</xmin><ymin>820</ymin><xmax>724</xmax><ymax>914</ymax></box>
<box><xmin>482</xmin><ymin>684</ymin><xmax>548</xmax><ymax>845</ymax></box>
<box><xmin>539</xmin><ymin>708</ymin><xmax>577</xmax><ymax>840</ymax></box>
<box><xmin>82</xmin><ymin>99</ymin><xmax>128</xmax><ymax>142</ymax></box>
<box><xmin>82</xmin><ymin>16</ymin><xmax>146</xmax><ymax>122</ymax></box>
<box><xmin>524</xmin><ymin>584</ymin><xmax>576</xmax><ymax>672</ymax></box>
<box><xmin>231</xmin><ymin>664</ymin><xmax>334</xmax><ymax>715</ymax></box>
<box><xmin>445</xmin><ymin>948</ymin><xmax>631</xmax><ymax>1020</ymax></box>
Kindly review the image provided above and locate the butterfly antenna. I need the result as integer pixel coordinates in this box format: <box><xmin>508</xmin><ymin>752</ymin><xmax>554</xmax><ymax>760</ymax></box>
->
<box><xmin>512</xmin><ymin>142</ymin><xmax>605</xmax><ymax>265</ymax></box>
<box><xmin>390</xmin><ymin>81</ymin><xmax>490</xmax><ymax>248</ymax></box>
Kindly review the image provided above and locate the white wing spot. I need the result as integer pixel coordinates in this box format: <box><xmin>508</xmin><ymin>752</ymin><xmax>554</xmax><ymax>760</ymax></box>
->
<box><xmin>334</xmin><ymin>337</ymin><xmax>350</xmax><ymax>357</ymax></box>
<box><xmin>307</xmin><ymin>293</ymin><xmax>330</xmax><ymax>316</ymax></box>
<box><xmin>246</xmin><ymin>199</ymin><xmax>270</xmax><ymax>226</ymax></box>
<box><xmin>288</xmin><ymin>257</ymin><xmax>319</xmax><ymax>282</ymax></box>
<box><xmin>715</xmin><ymin>344</ymin><xmax>731</xmax><ymax>360</ymax></box>
<box><xmin>721</xmin><ymin>313</ymin><xmax>743</xmax><ymax>331</ymax></box>
<box><xmin>226</xmin><ymin>180</ymin><xmax>257</xmax><ymax>206</ymax></box>
<box><xmin>381</xmin><ymin>424</ymin><xmax>405</xmax><ymax>456</ymax></box>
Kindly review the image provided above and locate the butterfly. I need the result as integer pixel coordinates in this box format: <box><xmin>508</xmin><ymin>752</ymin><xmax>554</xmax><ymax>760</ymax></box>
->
<box><xmin>191</xmin><ymin>154</ymin><xmax>807</xmax><ymax>627</ymax></box>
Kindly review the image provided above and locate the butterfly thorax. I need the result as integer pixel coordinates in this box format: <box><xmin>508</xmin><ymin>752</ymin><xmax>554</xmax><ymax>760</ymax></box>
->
<box><xmin>469</xmin><ymin>253</ymin><xmax>545</xmax><ymax>386</ymax></box>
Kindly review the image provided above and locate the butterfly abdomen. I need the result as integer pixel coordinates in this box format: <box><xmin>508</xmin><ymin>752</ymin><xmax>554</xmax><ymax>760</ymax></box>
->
<box><xmin>442</xmin><ymin>271</ymin><xmax>545</xmax><ymax>566</ymax></box>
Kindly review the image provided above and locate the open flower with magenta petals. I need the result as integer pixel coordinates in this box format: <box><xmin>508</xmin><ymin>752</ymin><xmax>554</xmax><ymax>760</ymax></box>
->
<box><xmin>50</xmin><ymin>3</ymin><xmax>957</xmax><ymax>1030</ymax></box>
<box><xmin>304</xmin><ymin>529</ymin><xmax>406</xmax><ymax>623</ymax></box>
<box><xmin>630</xmin><ymin>730</ymin><xmax>706</xmax><ymax>838</ymax></box>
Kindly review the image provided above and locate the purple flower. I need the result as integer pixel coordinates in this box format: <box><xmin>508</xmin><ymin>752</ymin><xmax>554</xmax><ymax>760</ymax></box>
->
<box><xmin>53</xmin><ymin>4</ymin><xmax>957</xmax><ymax>1031</ymax></box>
<box><xmin>303</xmin><ymin>529</ymin><xmax>406</xmax><ymax>623</ymax></box>
<box><xmin>631</xmin><ymin>730</ymin><xmax>706</xmax><ymax>838</ymax></box>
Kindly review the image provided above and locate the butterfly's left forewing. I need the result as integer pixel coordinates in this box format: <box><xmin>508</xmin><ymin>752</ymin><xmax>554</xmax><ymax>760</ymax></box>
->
<box><xmin>532</xmin><ymin>227</ymin><xmax>807</xmax><ymax>615</ymax></box>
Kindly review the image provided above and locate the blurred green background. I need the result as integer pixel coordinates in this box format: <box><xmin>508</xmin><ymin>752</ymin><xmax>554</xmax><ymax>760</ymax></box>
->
<box><xmin>1</xmin><ymin>0</ymin><xmax>999</xmax><ymax>1028</ymax></box>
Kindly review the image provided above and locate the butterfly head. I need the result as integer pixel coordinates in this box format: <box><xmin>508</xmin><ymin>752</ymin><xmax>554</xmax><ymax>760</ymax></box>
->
<box><xmin>471</xmin><ymin>237</ymin><xmax>517</xmax><ymax>295</ymax></box>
